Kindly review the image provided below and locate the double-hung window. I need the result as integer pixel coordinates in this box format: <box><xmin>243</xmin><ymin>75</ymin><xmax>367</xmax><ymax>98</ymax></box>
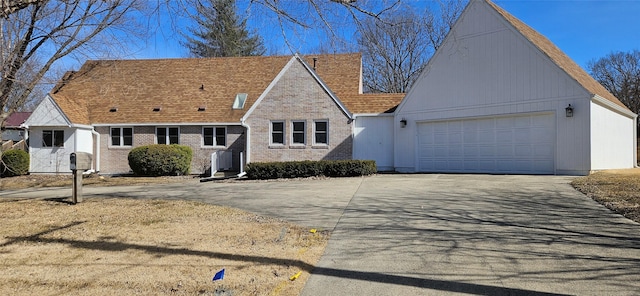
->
<box><xmin>291</xmin><ymin>121</ymin><xmax>306</xmax><ymax>145</ymax></box>
<box><xmin>203</xmin><ymin>127</ymin><xmax>227</xmax><ymax>147</ymax></box>
<box><xmin>157</xmin><ymin>127</ymin><xmax>179</xmax><ymax>144</ymax></box>
<box><xmin>271</xmin><ymin>121</ymin><xmax>284</xmax><ymax>145</ymax></box>
<box><xmin>42</xmin><ymin>130</ymin><xmax>64</xmax><ymax>147</ymax></box>
<box><xmin>314</xmin><ymin>120</ymin><xmax>328</xmax><ymax>145</ymax></box>
<box><xmin>111</xmin><ymin>127</ymin><xmax>133</xmax><ymax>146</ymax></box>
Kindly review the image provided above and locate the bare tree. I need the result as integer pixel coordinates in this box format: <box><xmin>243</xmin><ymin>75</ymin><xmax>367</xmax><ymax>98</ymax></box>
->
<box><xmin>0</xmin><ymin>0</ymin><xmax>414</xmax><ymax>132</ymax></box>
<box><xmin>162</xmin><ymin>0</ymin><xmax>402</xmax><ymax>54</ymax></box>
<box><xmin>0</xmin><ymin>0</ymin><xmax>146</xmax><ymax>137</ymax></box>
<box><xmin>588</xmin><ymin>50</ymin><xmax>640</xmax><ymax>123</ymax></box>
<box><xmin>0</xmin><ymin>0</ymin><xmax>41</xmax><ymax>18</ymax></box>
<box><xmin>357</xmin><ymin>0</ymin><xmax>465</xmax><ymax>93</ymax></box>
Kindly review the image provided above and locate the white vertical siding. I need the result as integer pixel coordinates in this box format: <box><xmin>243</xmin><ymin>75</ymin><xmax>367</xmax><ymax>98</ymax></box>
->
<box><xmin>28</xmin><ymin>127</ymin><xmax>75</xmax><ymax>173</ymax></box>
<box><xmin>395</xmin><ymin>0</ymin><xmax>593</xmax><ymax>174</ymax></box>
<box><xmin>24</xmin><ymin>96</ymin><xmax>69</xmax><ymax>126</ymax></box>
<box><xmin>590</xmin><ymin>102</ymin><xmax>635</xmax><ymax>169</ymax></box>
<box><xmin>353</xmin><ymin>116</ymin><xmax>394</xmax><ymax>171</ymax></box>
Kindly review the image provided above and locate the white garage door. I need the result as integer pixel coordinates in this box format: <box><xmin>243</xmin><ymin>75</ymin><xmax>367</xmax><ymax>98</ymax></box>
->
<box><xmin>417</xmin><ymin>113</ymin><xmax>555</xmax><ymax>174</ymax></box>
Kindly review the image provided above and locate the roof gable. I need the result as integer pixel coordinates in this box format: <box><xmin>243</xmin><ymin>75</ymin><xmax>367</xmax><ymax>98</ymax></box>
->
<box><xmin>24</xmin><ymin>95</ymin><xmax>70</xmax><ymax>127</ymax></box>
<box><xmin>484</xmin><ymin>0</ymin><xmax>630</xmax><ymax>112</ymax></box>
<box><xmin>398</xmin><ymin>0</ymin><xmax>630</xmax><ymax>114</ymax></box>
<box><xmin>243</xmin><ymin>55</ymin><xmax>353</xmax><ymax>121</ymax></box>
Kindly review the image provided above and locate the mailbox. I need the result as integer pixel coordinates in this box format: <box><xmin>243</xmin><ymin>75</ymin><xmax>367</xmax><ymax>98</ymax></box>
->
<box><xmin>70</xmin><ymin>152</ymin><xmax>92</xmax><ymax>171</ymax></box>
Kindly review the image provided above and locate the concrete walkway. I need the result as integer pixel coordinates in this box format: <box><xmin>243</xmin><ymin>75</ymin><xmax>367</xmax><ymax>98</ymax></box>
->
<box><xmin>3</xmin><ymin>174</ymin><xmax>640</xmax><ymax>295</ymax></box>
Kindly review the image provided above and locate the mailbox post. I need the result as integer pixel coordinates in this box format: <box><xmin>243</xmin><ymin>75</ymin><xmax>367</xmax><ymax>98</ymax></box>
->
<box><xmin>70</xmin><ymin>152</ymin><xmax>92</xmax><ymax>204</ymax></box>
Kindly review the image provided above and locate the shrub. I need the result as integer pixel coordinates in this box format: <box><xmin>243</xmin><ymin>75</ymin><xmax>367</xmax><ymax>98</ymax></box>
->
<box><xmin>128</xmin><ymin>144</ymin><xmax>192</xmax><ymax>176</ymax></box>
<box><xmin>1</xmin><ymin>149</ymin><xmax>29</xmax><ymax>177</ymax></box>
<box><xmin>246</xmin><ymin>160</ymin><xmax>376</xmax><ymax>180</ymax></box>
<box><xmin>323</xmin><ymin>159</ymin><xmax>377</xmax><ymax>177</ymax></box>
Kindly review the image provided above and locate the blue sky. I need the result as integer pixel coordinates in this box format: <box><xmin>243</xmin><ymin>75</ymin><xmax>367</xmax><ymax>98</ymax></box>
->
<box><xmin>133</xmin><ymin>0</ymin><xmax>640</xmax><ymax>69</ymax></box>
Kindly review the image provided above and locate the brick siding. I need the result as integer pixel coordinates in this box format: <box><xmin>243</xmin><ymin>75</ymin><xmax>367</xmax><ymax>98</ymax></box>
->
<box><xmin>96</xmin><ymin>125</ymin><xmax>245</xmax><ymax>175</ymax></box>
<box><xmin>246</xmin><ymin>59</ymin><xmax>353</xmax><ymax>163</ymax></box>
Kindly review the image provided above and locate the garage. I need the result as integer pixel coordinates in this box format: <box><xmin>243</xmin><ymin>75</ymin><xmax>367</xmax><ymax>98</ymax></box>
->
<box><xmin>417</xmin><ymin>113</ymin><xmax>555</xmax><ymax>174</ymax></box>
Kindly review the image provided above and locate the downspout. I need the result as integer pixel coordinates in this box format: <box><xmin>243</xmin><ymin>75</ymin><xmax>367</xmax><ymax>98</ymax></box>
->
<box><xmin>92</xmin><ymin>129</ymin><xmax>100</xmax><ymax>173</ymax></box>
<box><xmin>73</xmin><ymin>126</ymin><xmax>77</xmax><ymax>174</ymax></box>
<box><xmin>20</xmin><ymin>124</ymin><xmax>31</xmax><ymax>172</ymax></box>
<box><xmin>240</xmin><ymin>119</ymin><xmax>250</xmax><ymax>177</ymax></box>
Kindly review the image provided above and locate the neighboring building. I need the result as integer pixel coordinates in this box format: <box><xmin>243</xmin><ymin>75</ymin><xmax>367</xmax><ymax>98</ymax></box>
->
<box><xmin>1</xmin><ymin>112</ymin><xmax>31</xmax><ymax>143</ymax></box>
<box><xmin>394</xmin><ymin>0</ymin><xmax>637</xmax><ymax>175</ymax></box>
<box><xmin>23</xmin><ymin>54</ymin><xmax>403</xmax><ymax>174</ymax></box>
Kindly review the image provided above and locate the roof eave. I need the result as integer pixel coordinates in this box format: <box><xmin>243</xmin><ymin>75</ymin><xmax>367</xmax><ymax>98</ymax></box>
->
<box><xmin>92</xmin><ymin>122</ymin><xmax>244</xmax><ymax>127</ymax></box>
<box><xmin>591</xmin><ymin>94</ymin><xmax>637</xmax><ymax>118</ymax></box>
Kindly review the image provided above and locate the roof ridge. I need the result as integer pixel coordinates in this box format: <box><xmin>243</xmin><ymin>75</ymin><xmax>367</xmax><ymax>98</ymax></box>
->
<box><xmin>484</xmin><ymin>0</ymin><xmax>631</xmax><ymax>112</ymax></box>
<box><xmin>83</xmin><ymin>52</ymin><xmax>362</xmax><ymax>63</ymax></box>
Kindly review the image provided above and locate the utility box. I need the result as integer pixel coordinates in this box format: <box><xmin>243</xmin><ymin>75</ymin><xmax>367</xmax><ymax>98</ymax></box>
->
<box><xmin>70</xmin><ymin>152</ymin><xmax>92</xmax><ymax>171</ymax></box>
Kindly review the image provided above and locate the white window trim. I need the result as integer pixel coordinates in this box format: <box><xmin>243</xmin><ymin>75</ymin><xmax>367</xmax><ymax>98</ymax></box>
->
<box><xmin>110</xmin><ymin>127</ymin><xmax>133</xmax><ymax>147</ymax></box>
<box><xmin>313</xmin><ymin>120</ymin><xmax>329</xmax><ymax>146</ymax></box>
<box><xmin>270</xmin><ymin>120</ymin><xmax>285</xmax><ymax>145</ymax></box>
<box><xmin>202</xmin><ymin>126</ymin><xmax>227</xmax><ymax>147</ymax></box>
<box><xmin>291</xmin><ymin>120</ymin><xmax>306</xmax><ymax>146</ymax></box>
<box><xmin>156</xmin><ymin>126</ymin><xmax>180</xmax><ymax>145</ymax></box>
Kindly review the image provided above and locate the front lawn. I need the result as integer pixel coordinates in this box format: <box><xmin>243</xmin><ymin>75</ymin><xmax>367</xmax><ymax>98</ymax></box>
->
<box><xmin>0</xmin><ymin>198</ymin><xmax>328</xmax><ymax>295</ymax></box>
<box><xmin>572</xmin><ymin>169</ymin><xmax>640</xmax><ymax>223</ymax></box>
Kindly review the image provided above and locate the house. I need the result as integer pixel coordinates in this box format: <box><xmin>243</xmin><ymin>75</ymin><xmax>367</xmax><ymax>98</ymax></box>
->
<box><xmin>23</xmin><ymin>53</ymin><xmax>403</xmax><ymax>174</ymax></box>
<box><xmin>2</xmin><ymin>112</ymin><xmax>31</xmax><ymax>143</ymax></box>
<box><xmin>394</xmin><ymin>0</ymin><xmax>637</xmax><ymax>175</ymax></box>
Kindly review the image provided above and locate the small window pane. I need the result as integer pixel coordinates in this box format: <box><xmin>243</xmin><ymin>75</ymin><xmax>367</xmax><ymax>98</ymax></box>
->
<box><xmin>53</xmin><ymin>130</ymin><xmax>64</xmax><ymax>147</ymax></box>
<box><xmin>292</xmin><ymin>121</ymin><xmax>305</xmax><ymax>144</ymax></box>
<box><xmin>203</xmin><ymin>127</ymin><xmax>214</xmax><ymax>146</ymax></box>
<box><xmin>293</xmin><ymin>132</ymin><xmax>304</xmax><ymax>144</ymax></box>
<box><xmin>315</xmin><ymin>121</ymin><xmax>327</xmax><ymax>144</ymax></box>
<box><xmin>43</xmin><ymin>130</ymin><xmax>53</xmax><ymax>147</ymax></box>
<box><xmin>122</xmin><ymin>128</ymin><xmax>133</xmax><ymax>146</ymax></box>
<box><xmin>215</xmin><ymin>127</ymin><xmax>226</xmax><ymax>146</ymax></box>
<box><xmin>157</xmin><ymin>128</ymin><xmax>167</xmax><ymax>144</ymax></box>
<box><xmin>272</xmin><ymin>122</ymin><xmax>284</xmax><ymax>144</ymax></box>
<box><xmin>168</xmin><ymin>127</ymin><xmax>179</xmax><ymax>144</ymax></box>
<box><xmin>111</xmin><ymin>128</ymin><xmax>121</xmax><ymax>146</ymax></box>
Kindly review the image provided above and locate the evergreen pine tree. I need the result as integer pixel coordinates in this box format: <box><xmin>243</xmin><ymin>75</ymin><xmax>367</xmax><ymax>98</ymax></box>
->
<box><xmin>182</xmin><ymin>0</ymin><xmax>265</xmax><ymax>57</ymax></box>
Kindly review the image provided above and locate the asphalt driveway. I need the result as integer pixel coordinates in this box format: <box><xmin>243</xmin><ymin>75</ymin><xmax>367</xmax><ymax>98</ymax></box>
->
<box><xmin>3</xmin><ymin>174</ymin><xmax>640</xmax><ymax>295</ymax></box>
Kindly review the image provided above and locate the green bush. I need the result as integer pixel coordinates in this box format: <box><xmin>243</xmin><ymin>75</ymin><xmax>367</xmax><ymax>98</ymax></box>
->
<box><xmin>1</xmin><ymin>149</ymin><xmax>29</xmax><ymax>177</ymax></box>
<box><xmin>246</xmin><ymin>160</ymin><xmax>376</xmax><ymax>180</ymax></box>
<box><xmin>323</xmin><ymin>159</ymin><xmax>377</xmax><ymax>177</ymax></box>
<box><xmin>128</xmin><ymin>144</ymin><xmax>192</xmax><ymax>176</ymax></box>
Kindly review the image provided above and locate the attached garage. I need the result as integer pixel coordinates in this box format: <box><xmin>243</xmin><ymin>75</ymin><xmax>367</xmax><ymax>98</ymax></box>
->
<box><xmin>416</xmin><ymin>113</ymin><xmax>555</xmax><ymax>174</ymax></box>
<box><xmin>393</xmin><ymin>0</ymin><xmax>636</xmax><ymax>175</ymax></box>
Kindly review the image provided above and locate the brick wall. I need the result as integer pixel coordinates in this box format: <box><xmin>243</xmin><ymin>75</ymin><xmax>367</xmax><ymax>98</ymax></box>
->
<box><xmin>96</xmin><ymin>125</ymin><xmax>245</xmax><ymax>175</ymax></box>
<box><xmin>246</xmin><ymin>58</ymin><xmax>353</xmax><ymax>163</ymax></box>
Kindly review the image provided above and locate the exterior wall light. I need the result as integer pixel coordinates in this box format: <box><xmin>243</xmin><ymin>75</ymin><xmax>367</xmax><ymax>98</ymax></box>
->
<box><xmin>400</xmin><ymin>118</ymin><xmax>407</xmax><ymax>128</ymax></box>
<box><xmin>565</xmin><ymin>104</ymin><xmax>573</xmax><ymax>117</ymax></box>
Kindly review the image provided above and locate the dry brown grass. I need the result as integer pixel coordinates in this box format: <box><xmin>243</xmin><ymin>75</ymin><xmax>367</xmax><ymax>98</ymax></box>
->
<box><xmin>0</xmin><ymin>197</ymin><xmax>329</xmax><ymax>295</ymax></box>
<box><xmin>0</xmin><ymin>174</ymin><xmax>197</xmax><ymax>190</ymax></box>
<box><xmin>571</xmin><ymin>169</ymin><xmax>640</xmax><ymax>223</ymax></box>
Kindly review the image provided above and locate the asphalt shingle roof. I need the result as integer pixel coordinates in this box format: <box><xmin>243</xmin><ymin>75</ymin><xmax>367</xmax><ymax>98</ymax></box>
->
<box><xmin>50</xmin><ymin>53</ymin><xmax>399</xmax><ymax>125</ymax></box>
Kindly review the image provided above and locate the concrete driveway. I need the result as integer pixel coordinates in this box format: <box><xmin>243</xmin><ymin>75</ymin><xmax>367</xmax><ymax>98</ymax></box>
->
<box><xmin>3</xmin><ymin>174</ymin><xmax>640</xmax><ymax>295</ymax></box>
